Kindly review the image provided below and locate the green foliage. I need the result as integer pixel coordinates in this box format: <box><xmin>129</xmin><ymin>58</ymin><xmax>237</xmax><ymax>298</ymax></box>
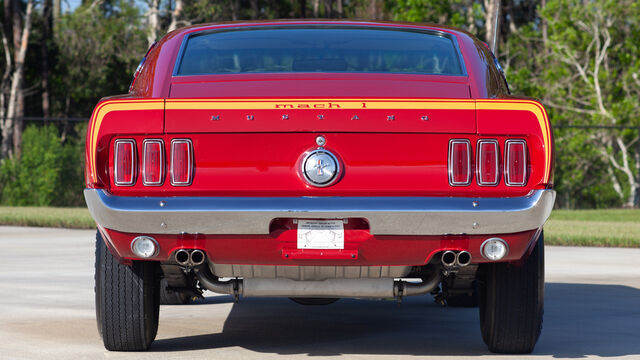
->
<box><xmin>0</xmin><ymin>125</ymin><xmax>62</xmax><ymax>205</ymax></box>
<box><xmin>52</xmin><ymin>0</ymin><xmax>146</xmax><ymax>117</ymax></box>
<box><xmin>386</xmin><ymin>0</ymin><xmax>477</xmax><ymax>30</ymax></box>
<box><xmin>502</xmin><ymin>0</ymin><xmax>640</xmax><ymax>208</ymax></box>
<box><xmin>179</xmin><ymin>0</ymin><xmax>224</xmax><ymax>23</ymax></box>
<box><xmin>539</xmin><ymin>0</ymin><xmax>640</xmax><ymax>126</ymax></box>
<box><xmin>0</xmin><ymin>125</ymin><xmax>84</xmax><ymax>206</ymax></box>
<box><xmin>58</xmin><ymin>123</ymin><xmax>87</xmax><ymax>207</ymax></box>
<box><xmin>552</xmin><ymin>129</ymin><xmax>622</xmax><ymax>208</ymax></box>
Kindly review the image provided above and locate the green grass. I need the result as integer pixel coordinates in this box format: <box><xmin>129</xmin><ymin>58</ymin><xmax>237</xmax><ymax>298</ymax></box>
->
<box><xmin>547</xmin><ymin>208</ymin><xmax>640</xmax><ymax>222</ymax></box>
<box><xmin>0</xmin><ymin>206</ymin><xmax>638</xmax><ymax>248</ymax></box>
<box><xmin>545</xmin><ymin>209</ymin><xmax>640</xmax><ymax>247</ymax></box>
<box><xmin>0</xmin><ymin>206</ymin><xmax>95</xmax><ymax>229</ymax></box>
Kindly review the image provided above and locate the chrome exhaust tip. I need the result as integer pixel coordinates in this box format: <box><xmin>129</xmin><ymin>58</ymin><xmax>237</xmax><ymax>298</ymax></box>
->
<box><xmin>190</xmin><ymin>249</ymin><xmax>206</xmax><ymax>266</ymax></box>
<box><xmin>441</xmin><ymin>250</ymin><xmax>457</xmax><ymax>267</ymax></box>
<box><xmin>456</xmin><ymin>251</ymin><xmax>472</xmax><ymax>267</ymax></box>
<box><xmin>175</xmin><ymin>249</ymin><xmax>190</xmax><ymax>266</ymax></box>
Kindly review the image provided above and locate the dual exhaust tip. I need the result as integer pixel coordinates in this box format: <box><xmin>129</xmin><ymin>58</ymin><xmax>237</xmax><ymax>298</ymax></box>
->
<box><xmin>175</xmin><ymin>249</ymin><xmax>206</xmax><ymax>266</ymax></box>
<box><xmin>441</xmin><ymin>250</ymin><xmax>472</xmax><ymax>268</ymax></box>
<box><xmin>180</xmin><ymin>249</ymin><xmax>472</xmax><ymax>269</ymax></box>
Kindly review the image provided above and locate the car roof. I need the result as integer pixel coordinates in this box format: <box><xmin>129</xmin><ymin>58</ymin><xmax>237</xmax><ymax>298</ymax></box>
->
<box><xmin>165</xmin><ymin>19</ymin><xmax>475</xmax><ymax>41</ymax></box>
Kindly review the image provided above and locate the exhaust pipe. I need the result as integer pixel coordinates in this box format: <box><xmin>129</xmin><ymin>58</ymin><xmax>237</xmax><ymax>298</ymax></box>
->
<box><xmin>175</xmin><ymin>249</ymin><xmax>190</xmax><ymax>266</ymax></box>
<box><xmin>441</xmin><ymin>250</ymin><xmax>457</xmax><ymax>267</ymax></box>
<box><xmin>193</xmin><ymin>267</ymin><xmax>242</xmax><ymax>298</ymax></box>
<box><xmin>394</xmin><ymin>269</ymin><xmax>441</xmax><ymax>297</ymax></box>
<box><xmin>456</xmin><ymin>251</ymin><xmax>472</xmax><ymax>267</ymax></box>
<box><xmin>190</xmin><ymin>250</ymin><xmax>206</xmax><ymax>266</ymax></box>
<box><xmin>193</xmin><ymin>266</ymin><xmax>441</xmax><ymax>300</ymax></box>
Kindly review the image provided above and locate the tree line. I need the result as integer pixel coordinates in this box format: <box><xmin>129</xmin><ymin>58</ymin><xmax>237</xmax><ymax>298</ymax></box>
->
<box><xmin>0</xmin><ymin>0</ymin><xmax>638</xmax><ymax>208</ymax></box>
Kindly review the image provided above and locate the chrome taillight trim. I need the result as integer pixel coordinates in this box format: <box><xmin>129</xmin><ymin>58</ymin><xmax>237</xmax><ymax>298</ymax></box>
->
<box><xmin>448</xmin><ymin>139</ymin><xmax>472</xmax><ymax>186</ymax></box>
<box><xmin>504</xmin><ymin>139</ymin><xmax>528</xmax><ymax>186</ymax></box>
<box><xmin>113</xmin><ymin>139</ymin><xmax>136</xmax><ymax>186</ymax></box>
<box><xmin>476</xmin><ymin>139</ymin><xmax>499</xmax><ymax>186</ymax></box>
<box><xmin>142</xmin><ymin>139</ymin><xmax>165</xmax><ymax>186</ymax></box>
<box><xmin>170</xmin><ymin>138</ymin><xmax>193</xmax><ymax>186</ymax></box>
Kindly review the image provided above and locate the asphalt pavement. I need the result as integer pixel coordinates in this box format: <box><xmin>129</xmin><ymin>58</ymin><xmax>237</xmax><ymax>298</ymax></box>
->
<box><xmin>0</xmin><ymin>226</ymin><xmax>639</xmax><ymax>359</ymax></box>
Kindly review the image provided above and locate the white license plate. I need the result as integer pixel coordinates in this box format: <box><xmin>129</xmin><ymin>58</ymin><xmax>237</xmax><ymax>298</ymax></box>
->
<box><xmin>297</xmin><ymin>220</ymin><xmax>344</xmax><ymax>249</ymax></box>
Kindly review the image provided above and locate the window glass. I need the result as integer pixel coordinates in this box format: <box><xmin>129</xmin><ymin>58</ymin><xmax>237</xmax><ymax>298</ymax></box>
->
<box><xmin>176</xmin><ymin>28</ymin><xmax>464</xmax><ymax>76</ymax></box>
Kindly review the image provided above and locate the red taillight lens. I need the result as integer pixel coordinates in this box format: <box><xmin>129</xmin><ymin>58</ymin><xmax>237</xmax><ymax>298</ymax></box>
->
<box><xmin>505</xmin><ymin>139</ymin><xmax>527</xmax><ymax>186</ymax></box>
<box><xmin>114</xmin><ymin>139</ymin><xmax>136</xmax><ymax>186</ymax></box>
<box><xmin>171</xmin><ymin>139</ymin><xmax>193</xmax><ymax>186</ymax></box>
<box><xmin>448</xmin><ymin>139</ymin><xmax>471</xmax><ymax>186</ymax></box>
<box><xmin>142</xmin><ymin>139</ymin><xmax>164</xmax><ymax>186</ymax></box>
<box><xmin>477</xmin><ymin>140</ymin><xmax>499</xmax><ymax>186</ymax></box>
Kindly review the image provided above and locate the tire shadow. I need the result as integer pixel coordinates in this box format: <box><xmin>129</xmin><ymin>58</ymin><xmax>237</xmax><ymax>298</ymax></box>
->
<box><xmin>151</xmin><ymin>282</ymin><xmax>640</xmax><ymax>357</ymax></box>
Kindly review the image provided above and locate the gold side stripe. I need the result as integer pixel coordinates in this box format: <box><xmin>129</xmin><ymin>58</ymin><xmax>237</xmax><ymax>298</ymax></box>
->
<box><xmin>165</xmin><ymin>101</ymin><xmax>476</xmax><ymax>110</ymax></box>
<box><xmin>167</xmin><ymin>98</ymin><xmax>475</xmax><ymax>102</ymax></box>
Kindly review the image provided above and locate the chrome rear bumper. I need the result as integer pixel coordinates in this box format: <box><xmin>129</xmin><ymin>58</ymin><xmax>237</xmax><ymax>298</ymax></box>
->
<box><xmin>84</xmin><ymin>189</ymin><xmax>555</xmax><ymax>236</ymax></box>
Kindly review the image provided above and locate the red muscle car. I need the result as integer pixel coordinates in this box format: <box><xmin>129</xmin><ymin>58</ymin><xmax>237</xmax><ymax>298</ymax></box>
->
<box><xmin>85</xmin><ymin>20</ymin><xmax>555</xmax><ymax>354</ymax></box>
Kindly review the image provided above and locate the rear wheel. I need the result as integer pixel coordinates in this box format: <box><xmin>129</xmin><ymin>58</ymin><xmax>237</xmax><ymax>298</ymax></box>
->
<box><xmin>478</xmin><ymin>231</ymin><xmax>544</xmax><ymax>354</ymax></box>
<box><xmin>95</xmin><ymin>231</ymin><xmax>160</xmax><ymax>351</ymax></box>
<box><xmin>290</xmin><ymin>297</ymin><xmax>340</xmax><ymax>305</ymax></box>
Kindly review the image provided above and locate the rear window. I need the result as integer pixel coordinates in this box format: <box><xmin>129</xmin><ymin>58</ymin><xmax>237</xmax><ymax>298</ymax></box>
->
<box><xmin>175</xmin><ymin>27</ymin><xmax>465</xmax><ymax>76</ymax></box>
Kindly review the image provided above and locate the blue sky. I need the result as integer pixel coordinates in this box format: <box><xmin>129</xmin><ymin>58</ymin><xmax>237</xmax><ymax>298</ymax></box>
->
<box><xmin>63</xmin><ymin>0</ymin><xmax>82</xmax><ymax>12</ymax></box>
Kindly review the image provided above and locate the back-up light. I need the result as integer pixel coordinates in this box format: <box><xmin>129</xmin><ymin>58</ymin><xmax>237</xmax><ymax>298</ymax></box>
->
<box><xmin>448</xmin><ymin>139</ymin><xmax>471</xmax><ymax>186</ymax></box>
<box><xmin>477</xmin><ymin>140</ymin><xmax>499</xmax><ymax>186</ymax></box>
<box><xmin>171</xmin><ymin>139</ymin><xmax>193</xmax><ymax>186</ymax></box>
<box><xmin>114</xmin><ymin>139</ymin><xmax>136</xmax><ymax>186</ymax></box>
<box><xmin>505</xmin><ymin>139</ymin><xmax>527</xmax><ymax>186</ymax></box>
<box><xmin>142</xmin><ymin>139</ymin><xmax>164</xmax><ymax>186</ymax></box>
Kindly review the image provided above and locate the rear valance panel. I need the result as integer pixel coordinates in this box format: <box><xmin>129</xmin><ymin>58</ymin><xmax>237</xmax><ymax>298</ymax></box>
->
<box><xmin>165</xmin><ymin>99</ymin><xmax>476</xmax><ymax>133</ymax></box>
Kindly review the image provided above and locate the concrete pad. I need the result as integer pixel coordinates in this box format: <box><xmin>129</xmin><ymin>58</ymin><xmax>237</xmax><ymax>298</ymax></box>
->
<box><xmin>0</xmin><ymin>226</ymin><xmax>639</xmax><ymax>359</ymax></box>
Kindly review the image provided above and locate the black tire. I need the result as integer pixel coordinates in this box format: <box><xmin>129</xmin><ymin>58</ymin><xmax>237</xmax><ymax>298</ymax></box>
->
<box><xmin>478</xmin><ymin>231</ymin><xmax>544</xmax><ymax>354</ymax></box>
<box><xmin>289</xmin><ymin>297</ymin><xmax>340</xmax><ymax>305</ymax></box>
<box><xmin>160</xmin><ymin>278</ymin><xmax>192</xmax><ymax>305</ymax></box>
<box><xmin>95</xmin><ymin>231</ymin><xmax>160</xmax><ymax>351</ymax></box>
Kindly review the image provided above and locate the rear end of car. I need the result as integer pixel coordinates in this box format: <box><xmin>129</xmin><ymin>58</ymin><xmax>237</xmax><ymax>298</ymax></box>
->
<box><xmin>86</xmin><ymin>22</ymin><xmax>554</xmax><ymax>353</ymax></box>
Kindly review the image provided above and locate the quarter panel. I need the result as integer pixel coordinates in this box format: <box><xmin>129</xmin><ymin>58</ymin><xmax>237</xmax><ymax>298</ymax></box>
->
<box><xmin>85</xmin><ymin>99</ymin><xmax>165</xmax><ymax>188</ymax></box>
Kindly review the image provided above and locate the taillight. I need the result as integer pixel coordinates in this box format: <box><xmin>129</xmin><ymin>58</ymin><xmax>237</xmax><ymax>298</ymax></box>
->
<box><xmin>505</xmin><ymin>139</ymin><xmax>527</xmax><ymax>186</ymax></box>
<box><xmin>114</xmin><ymin>139</ymin><xmax>136</xmax><ymax>186</ymax></box>
<box><xmin>477</xmin><ymin>139</ymin><xmax>499</xmax><ymax>186</ymax></box>
<box><xmin>448</xmin><ymin>139</ymin><xmax>471</xmax><ymax>186</ymax></box>
<box><xmin>170</xmin><ymin>139</ymin><xmax>193</xmax><ymax>186</ymax></box>
<box><xmin>142</xmin><ymin>139</ymin><xmax>164</xmax><ymax>186</ymax></box>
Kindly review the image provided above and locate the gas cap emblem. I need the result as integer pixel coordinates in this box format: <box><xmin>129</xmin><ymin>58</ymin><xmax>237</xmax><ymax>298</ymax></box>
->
<box><xmin>302</xmin><ymin>149</ymin><xmax>340</xmax><ymax>187</ymax></box>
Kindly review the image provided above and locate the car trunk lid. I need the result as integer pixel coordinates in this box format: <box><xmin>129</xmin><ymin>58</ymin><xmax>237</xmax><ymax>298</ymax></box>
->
<box><xmin>166</xmin><ymin>75</ymin><xmax>474</xmax><ymax>134</ymax></box>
